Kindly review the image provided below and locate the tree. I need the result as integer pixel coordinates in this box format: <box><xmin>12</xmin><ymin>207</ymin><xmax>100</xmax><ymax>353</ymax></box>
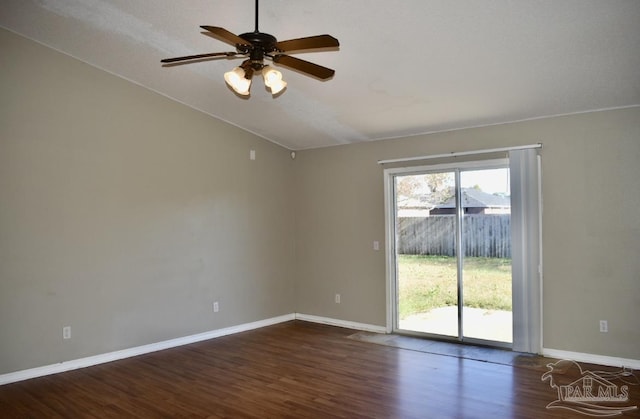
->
<box><xmin>425</xmin><ymin>173</ymin><xmax>454</xmax><ymax>205</ymax></box>
<box><xmin>396</xmin><ymin>173</ymin><xmax>454</xmax><ymax>204</ymax></box>
<box><xmin>396</xmin><ymin>176</ymin><xmax>422</xmax><ymax>197</ymax></box>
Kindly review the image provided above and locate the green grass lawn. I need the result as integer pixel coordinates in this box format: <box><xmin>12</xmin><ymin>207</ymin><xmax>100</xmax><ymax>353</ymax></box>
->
<box><xmin>398</xmin><ymin>255</ymin><xmax>512</xmax><ymax>320</ymax></box>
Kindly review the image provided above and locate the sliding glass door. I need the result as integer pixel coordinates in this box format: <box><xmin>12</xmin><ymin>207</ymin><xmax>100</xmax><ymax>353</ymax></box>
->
<box><xmin>391</xmin><ymin>161</ymin><xmax>512</xmax><ymax>346</ymax></box>
<box><xmin>459</xmin><ymin>169</ymin><xmax>512</xmax><ymax>344</ymax></box>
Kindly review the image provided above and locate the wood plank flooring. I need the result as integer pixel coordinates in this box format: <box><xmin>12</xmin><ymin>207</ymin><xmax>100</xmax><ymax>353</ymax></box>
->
<box><xmin>1</xmin><ymin>321</ymin><xmax>638</xmax><ymax>418</ymax></box>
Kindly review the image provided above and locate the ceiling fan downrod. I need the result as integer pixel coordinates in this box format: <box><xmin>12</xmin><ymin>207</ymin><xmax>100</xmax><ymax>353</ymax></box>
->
<box><xmin>254</xmin><ymin>0</ymin><xmax>259</xmax><ymax>33</ymax></box>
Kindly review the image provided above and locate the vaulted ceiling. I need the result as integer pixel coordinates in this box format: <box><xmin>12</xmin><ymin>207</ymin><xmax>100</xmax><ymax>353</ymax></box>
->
<box><xmin>2</xmin><ymin>1</ymin><xmax>639</xmax><ymax>150</ymax></box>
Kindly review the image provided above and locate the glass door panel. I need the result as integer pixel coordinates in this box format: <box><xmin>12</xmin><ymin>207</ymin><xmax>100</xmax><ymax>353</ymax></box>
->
<box><xmin>460</xmin><ymin>169</ymin><xmax>512</xmax><ymax>343</ymax></box>
<box><xmin>395</xmin><ymin>171</ymin><xmax>458</xmax><ymax>337</ymax></box>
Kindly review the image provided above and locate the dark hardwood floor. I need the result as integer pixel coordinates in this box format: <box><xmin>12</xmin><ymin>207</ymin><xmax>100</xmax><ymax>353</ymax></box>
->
<box><xmin>1</xmin><ymin>321</ymin><xmax>638</xmax><ymax>418</ymax></box>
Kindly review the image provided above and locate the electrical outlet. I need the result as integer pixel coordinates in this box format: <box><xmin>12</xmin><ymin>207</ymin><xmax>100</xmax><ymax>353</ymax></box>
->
<box><xmin>213</xmin><ymin>301</ymin><xmax>219</xmax><ymax>313</ymax></box>
<box><xmin>63</xmin><ymin>326</ymin><xmax>71</xmax><ymax>340</ymax></box>
<box><xmin>599</xmin><ymin>320</ymin><xmax>608</xmax><ymax>333</ymax></box>
<box><xmin>335</xmin><ymin>294</ymin><xmax>341</xmax><ymax>304</ymax></box>
<box><xmin>373</xmin><ymin>241</ymin><xmax>380</xmax><ymax>251</ymax></box>
<box><xmin>250</xmin><ymin>149</ymin><xmax>256</xmax><ymax>160</ymax></box>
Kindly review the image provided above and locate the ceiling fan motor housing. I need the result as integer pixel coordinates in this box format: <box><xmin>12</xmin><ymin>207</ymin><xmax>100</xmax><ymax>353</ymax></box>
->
<box><xmin>239</xmin><ymin>31</ymin><xmax>278</xmax><ymax>69</ymax></box>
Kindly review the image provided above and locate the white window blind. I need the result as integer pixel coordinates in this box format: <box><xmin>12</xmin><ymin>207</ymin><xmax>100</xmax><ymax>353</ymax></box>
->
<box><xmin>509</xmin><ymin>148</ymin><xmax>542</xmax><ymax>353</ymax></box>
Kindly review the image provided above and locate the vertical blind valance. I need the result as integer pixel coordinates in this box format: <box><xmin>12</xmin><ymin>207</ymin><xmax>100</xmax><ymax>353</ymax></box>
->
<box><xmin>377</xmin><ymin>143</ymin><xmax>542</xmax><ymax>165</ymax></box>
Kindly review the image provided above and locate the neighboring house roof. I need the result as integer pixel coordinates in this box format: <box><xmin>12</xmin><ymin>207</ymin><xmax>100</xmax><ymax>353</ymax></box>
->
<box><xmin>397</xmin><ymin>196</ymin><xmax>430</xmax><ymax>209</ymax></box>
<box><xmin>435</xmin><ymin>188</ymin><xmax>510</xmax><ymax>209</ymax></box>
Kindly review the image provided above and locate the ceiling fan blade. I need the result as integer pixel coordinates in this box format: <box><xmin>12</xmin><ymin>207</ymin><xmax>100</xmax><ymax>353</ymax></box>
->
<box><xmin>161</xmin><ymin>52</ymin><xmax>239</xmax><ymax>63</ymax></box>
<box><xmin>201</xmin><ymin>26</ymin><xmax>251</xmax><ymax>47</ymax></box>
<box><xmin>272</xmin><ymin>54</ymin><xmax>335</xmax><ymax>80</ymax></box>
<box><xmin>275</xmin><ymin>35</ymin><xmax>339</xmax><ymax>52</ymax></box>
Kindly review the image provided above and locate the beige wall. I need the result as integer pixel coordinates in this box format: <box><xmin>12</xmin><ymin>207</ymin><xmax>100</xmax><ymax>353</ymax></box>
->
<box><xmin>2</xmin><ymin>28</ymin><xmax>639</xmax><ymax>375</ymax></box>
<box><xmin>0</xmin><ymin>29</ymin><xmax>295</xmax><ymax>374</ymax></box>
<box><xmin>294</xmin><ymin>107</ymin><xmax>640</xmax><ymax>360</ymax></box>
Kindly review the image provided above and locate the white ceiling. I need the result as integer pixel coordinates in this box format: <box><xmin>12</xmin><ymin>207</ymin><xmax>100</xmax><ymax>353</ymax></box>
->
<box><xmin>2</xmin><ymin>1</ymin><xmax>639</xmax><ymax>150</ymax></box>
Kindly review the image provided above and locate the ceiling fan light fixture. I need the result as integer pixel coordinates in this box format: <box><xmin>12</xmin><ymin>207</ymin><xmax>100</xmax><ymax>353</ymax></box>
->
<box><xmin>224</xmin><ymin>66</ymin><xmax>251</xmax><ymax>95</ymax></box>
<box><xmin>263</xmin><ymin>66</ymin><xmax>287</xmax><ymax>95</ymax></box>
<box><xmin>162</xmin><ymin>1</ymin><xmax>339</xmax><ymax>98</ymax></box>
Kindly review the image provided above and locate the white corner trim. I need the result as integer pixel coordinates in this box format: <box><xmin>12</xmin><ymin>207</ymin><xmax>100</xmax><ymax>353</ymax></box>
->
<box><xmin>295</xmin><ymin>313</ymin><xmax>387</xmax><ymax>334</ymax></box>
<box><xmin>0</xmin><ymin>313</ymin><xmax>295</xmax><ymax>386</ymax></box>
<box><xmin>542</xmin><ymin>348</ymin><xmax>640</xmax><ymax>370</ymax></box>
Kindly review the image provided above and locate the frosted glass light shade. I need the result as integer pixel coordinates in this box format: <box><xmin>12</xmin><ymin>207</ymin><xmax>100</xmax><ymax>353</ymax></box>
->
<box><xmin>263</xmin><ymin>66</ymin><xmax>287</xmax><ymax>95</ymax></box>
<box><xmin>224</xmin><ymin>67</ymin><xmax>251</xmax><ymax>95</ymax></box>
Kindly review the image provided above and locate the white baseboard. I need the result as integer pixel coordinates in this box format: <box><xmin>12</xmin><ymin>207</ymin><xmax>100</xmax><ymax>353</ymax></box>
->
<box><xmin>0</xmin><ymin>313</ymin><xmax>295</xmax><ymax>386</ymax></box>
<box><xmin>12</xmin><ymin>315</ymin><xmax>636</xmax><ymax>387</ymax></box>
<box><xmin>542</xmin><ymin>348</ymin><xmax>640</xmax><ymax>370</ymax></box>
<box><xmin>295</xmin><ymin>313</ymin><xmax>387</xmax><ymax>333</ymax></box>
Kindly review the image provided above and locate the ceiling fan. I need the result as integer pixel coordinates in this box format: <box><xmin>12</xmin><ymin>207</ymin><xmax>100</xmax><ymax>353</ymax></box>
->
<box><xmin>161</xmin><ymin>0</ymin><xmax>339</xmax><ymax>97</ymax></box>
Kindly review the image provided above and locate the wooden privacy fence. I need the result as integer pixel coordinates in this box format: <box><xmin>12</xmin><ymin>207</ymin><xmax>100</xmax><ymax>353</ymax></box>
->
<box><xmin>397</xmin><ymin>215</ymin><xmax>511</xmax><ymax>258</ymax></box>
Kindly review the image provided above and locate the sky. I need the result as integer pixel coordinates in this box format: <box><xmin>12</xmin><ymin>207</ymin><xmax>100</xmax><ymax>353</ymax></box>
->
<box><xmin>461</xmin><ymin>168</ymin><xmax>510</xmax><ymax>194</ymax></box>
<box><xmin>398</xmin><ymin>167</ymin><xmax>510</xmax><ymax>197</ymax></box>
